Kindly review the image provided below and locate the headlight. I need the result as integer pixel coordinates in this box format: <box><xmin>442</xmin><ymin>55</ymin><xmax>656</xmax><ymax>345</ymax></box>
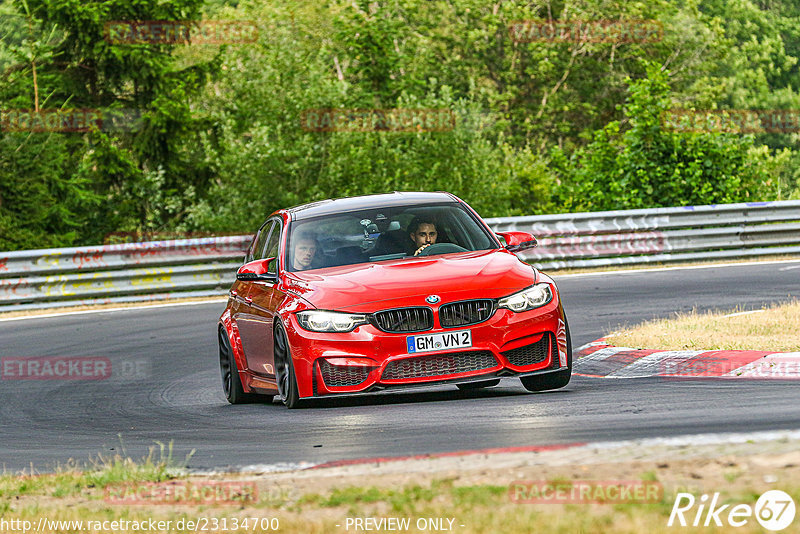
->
<box><xmin>296</xmin><ymin>310</ymin><xmax>369</xmax><ymax>332</ymax></box>
<box><xmin>498</xmin><ymin>283</ymin><xmax>553</xmax><ymax>312</ymax></box>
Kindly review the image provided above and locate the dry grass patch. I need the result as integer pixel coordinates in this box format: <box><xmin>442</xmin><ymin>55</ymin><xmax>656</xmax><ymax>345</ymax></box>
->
<box><xmin>3</xmin><ymin>439</ymin><xmax>800</xmax><ymax>533</ymax></box>
<box><xmin>3</xmin><ymin>461</ymin><xmax>799</xmax><ymax>533</ymax></box>
<box><xmin>608</xmin><ymin>300</ymin><xmax>800</xmax><ymax>351</ymax></box>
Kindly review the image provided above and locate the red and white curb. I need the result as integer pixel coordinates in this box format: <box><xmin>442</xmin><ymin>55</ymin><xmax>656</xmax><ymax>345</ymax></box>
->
<box><xmin>574</xmin><ymin>339</ymin><xmax>800</xmax><ymax>379</ymax></box>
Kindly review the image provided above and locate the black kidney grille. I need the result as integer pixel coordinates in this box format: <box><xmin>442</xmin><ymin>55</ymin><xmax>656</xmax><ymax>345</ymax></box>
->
<box><xmin>381</xmin><ymin>350</ymin><xmax>497</xmax><ymax>380</ymax></box>
<box><xmin>439</xmin><ymin>299</ymin><xmax>495</xmax><ymax>327</ymax></box>
<box><xmin>373</xmin><ymin>307</ymin><xmax>433</xmax><ymax>333</ymax></box>
<box><xmin>318</xmin><ymin>359</ymin><xmax>371</xmax><ymax>387</ymax></box>
<box><xmin>501</xmin><ymin>334</ymin><xmax>551</xmax><ymax>367</ymax></box>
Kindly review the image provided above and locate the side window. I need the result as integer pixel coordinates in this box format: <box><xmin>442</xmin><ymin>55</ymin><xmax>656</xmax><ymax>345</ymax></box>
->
<box><xmin>248</xmin><ymin>221</ymin><xmax>274</xmax><ymax>263</ymax></box>
<box><xmin>262</xmin><ymin>220</ymin><xmax>282</xmax><ymax>273</ymax></box>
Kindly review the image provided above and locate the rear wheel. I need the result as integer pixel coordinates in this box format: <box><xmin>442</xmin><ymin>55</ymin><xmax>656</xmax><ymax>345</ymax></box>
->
<box><xmin>274</xmin><ymin>322</ymin><xmax>303</xmax><ymax>409</ymax></box>
<box><xmin>456</xmin><ymin>379</ymin><xmax>501</xmax><ymax>390</ymax></box>
<box><xmin>219</xmin><ymin>327</ymin><xmax>260</xmax><ymax>404</ymax></box>
<box><xmin>520</xmin><ymin>315</ymin><xmax>572</xmax><ymax>392</ymax></box>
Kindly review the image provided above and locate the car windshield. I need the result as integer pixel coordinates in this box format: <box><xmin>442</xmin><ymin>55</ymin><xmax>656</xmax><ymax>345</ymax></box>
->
<box><xmin>286</xmin><ymin>203</ymin><xmax>497</xmax><ymax>272</ymax></box>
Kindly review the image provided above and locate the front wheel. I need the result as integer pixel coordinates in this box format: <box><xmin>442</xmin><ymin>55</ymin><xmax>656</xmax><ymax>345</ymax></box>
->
<box><xmin>520</xmin><ymin>315</ymin><xmax>572</xmax><ymax>392</ymax></box>
<box><xmin>274</xmin><ymin>322</ymin><xmax>304</xmax><ymax>409</ymax></box>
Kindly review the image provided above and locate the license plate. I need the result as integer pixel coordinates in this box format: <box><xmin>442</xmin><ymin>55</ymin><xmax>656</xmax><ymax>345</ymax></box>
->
<box><xmin>406</xmin><ymin>330</ymin><xmax>472</xmax><ymax>353</ymax></box>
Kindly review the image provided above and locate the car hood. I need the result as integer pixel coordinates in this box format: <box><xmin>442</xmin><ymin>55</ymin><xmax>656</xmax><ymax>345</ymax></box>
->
<box><xmin>282</xmin><ymin>250</ymin><xmax>537</xmax><ymax>312</ymax></box>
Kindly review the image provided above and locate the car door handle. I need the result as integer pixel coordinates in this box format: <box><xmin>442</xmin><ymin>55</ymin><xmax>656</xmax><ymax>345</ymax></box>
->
<box><xmin>244</xmin><ymin>296</ymin><xmax>253</xmax><ymax>304</ymax></box>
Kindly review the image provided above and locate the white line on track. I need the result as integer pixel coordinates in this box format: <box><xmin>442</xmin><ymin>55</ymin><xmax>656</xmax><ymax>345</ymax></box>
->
<box><xmin>193</xmin><ymin>462</ymin><xmax>319</xmax><ymax>475</ymax></box>
<box><xmin>553</xmin><ymin>257</ymin><xmax>800</xmax><ymax>278</ymax></box>
<box><xmin>591</xmin><ymin>429</ymin><xmax>800</xmax><ymax>449</ymax></box>
<box><xmin>0</xmin><ymin>298</ymin><xmax>228</xmax><ymax>323</ymax></box>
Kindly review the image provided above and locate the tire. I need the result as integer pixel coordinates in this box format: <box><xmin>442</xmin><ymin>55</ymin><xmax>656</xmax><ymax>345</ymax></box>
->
<box><xmin>456</xmin><ymin>379</ymin><xmax>501</xmax><ymax>390</ymax></box>
<box><xmin>219</xmin><ymin>327</ymin><xmax>261</xmax><ymax>404</ymax></box>
<box><xmin>274</xmin><ymin>322</ymin><xmax>303</xmax><ymax>409</ymax></box>
<box><xmin>520</xmin><ymin>314</ymin><xmax>572</xmax><ymax>392</ymax></box>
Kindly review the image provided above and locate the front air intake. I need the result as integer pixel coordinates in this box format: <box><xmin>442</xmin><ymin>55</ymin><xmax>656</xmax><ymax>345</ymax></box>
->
<box><xmin>501</xmin><ymin>334</ymin><xmax>551</xmax><ymax>367</ymax></box>
<box><xmin>318</xmin><ymin>359</ymin><xmax>371</xmax><ymax>387</ymax></box>
<box><xmin>381</xmin><ymin>350</ymin><xmax>497</xmax><ymax>380</ymax></box>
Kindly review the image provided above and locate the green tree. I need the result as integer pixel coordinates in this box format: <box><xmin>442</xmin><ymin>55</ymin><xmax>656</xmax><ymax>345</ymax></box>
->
<box><xmin>1</xmin><ymin>0</ymin><xmax>214</xmax><ymax>248</ymax></box>
<box><xmin>555</xmin><ymin>64</ymin><xmax>781</xmax><ymax>211</ymax></box>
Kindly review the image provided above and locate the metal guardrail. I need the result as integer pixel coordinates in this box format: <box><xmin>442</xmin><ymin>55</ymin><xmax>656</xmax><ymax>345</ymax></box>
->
<box><xmin>486</xmin><ymin>200</ymin><xmax>800</xmax><ymax>269</ymax></box>
<box><xmin>1</xmin><ymin>201</ymin><xmax>799</xmax><ymax>311</ymax></box>
<box><xmin>0</xmin><ymin>237</ymin><xmax>249</xmax><ymax>311</ymax></box>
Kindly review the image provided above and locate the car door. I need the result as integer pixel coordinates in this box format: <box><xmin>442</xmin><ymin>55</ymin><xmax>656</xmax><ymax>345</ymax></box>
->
<box><xmin>230</xmin><ymin>220</ymin><xmax>272</xmax><ymax>366</ymax></box>
<box><xmin>237</xmin><ymin>218</ymin><xmax>282</xmax><ymax>378</ymax></box>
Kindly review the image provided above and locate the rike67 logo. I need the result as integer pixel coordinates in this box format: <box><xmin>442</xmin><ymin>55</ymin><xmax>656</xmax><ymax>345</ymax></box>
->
<box><xmin>668</xmin><ymin>490</ymin><xmax>796</xmax><ymax>531</ymax></box>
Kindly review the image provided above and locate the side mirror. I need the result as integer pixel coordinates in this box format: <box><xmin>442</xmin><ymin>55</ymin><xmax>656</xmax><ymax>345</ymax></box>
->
<box><xmin>496</xmin><ymin>231</ymin><xmax>538</xmax><ymax>253</ymax></box>
<box><xmin>236</xmin><ymin>257</ymin><xmax>279</xmax><ymax>282</ymax></box>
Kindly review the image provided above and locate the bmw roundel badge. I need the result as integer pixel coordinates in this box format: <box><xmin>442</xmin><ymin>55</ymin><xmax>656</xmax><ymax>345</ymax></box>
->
<box><xmin>426</xmin><ymin>295</ymin><xmax>441</xmax><ymax>304</ymax></box>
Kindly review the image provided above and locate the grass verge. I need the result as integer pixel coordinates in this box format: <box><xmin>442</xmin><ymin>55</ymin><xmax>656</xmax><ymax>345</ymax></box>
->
<box><xmin>0</xmin><ymin>441</ymin><xmax>189</xmax><ymax>499</ymax></box>
<box><xmin>2</xmin><ymin>441</ymin><xmax>799</xmax><ymax>533</ymax></box>
<box><xmin>606</xmin><ymin>300</ymin><xmax>800</xmax><ymax>351</ymax></box>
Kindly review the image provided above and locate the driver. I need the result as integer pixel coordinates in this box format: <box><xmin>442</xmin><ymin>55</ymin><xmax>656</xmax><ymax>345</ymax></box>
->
<box><xmin>407</xmin><ymin>216</ymin><xmax>438</xmax><ymax>256</ymax></box>
<box><xmin>292</xmin><ymin>231</ymin><xmax>320</xmax><ymax>271</ymax></box>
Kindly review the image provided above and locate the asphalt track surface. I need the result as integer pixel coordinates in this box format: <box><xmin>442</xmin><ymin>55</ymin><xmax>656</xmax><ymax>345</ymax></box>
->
<box><xmin>1</xmin><ymin>260</ymin><xmax>799</xmax><ymax>472</ymax></box>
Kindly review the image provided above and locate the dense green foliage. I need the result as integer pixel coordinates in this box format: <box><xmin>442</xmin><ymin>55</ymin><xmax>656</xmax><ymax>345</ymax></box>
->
<box><xmin>1</xmin><ymin>0</ymin><xmax>799</xmax><ymax>249</ymax></box>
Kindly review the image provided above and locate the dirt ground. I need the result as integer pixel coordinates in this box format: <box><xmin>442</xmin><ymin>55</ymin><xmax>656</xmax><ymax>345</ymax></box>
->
<box><xmin>6</xmin><ymin>432</ymin><xmax>799</xmax><ymax>533</ymax></box>
<box><xmin>235</xmin><ymin>432</ymin><xmax>800</xmax><ymax>501</ymax></box>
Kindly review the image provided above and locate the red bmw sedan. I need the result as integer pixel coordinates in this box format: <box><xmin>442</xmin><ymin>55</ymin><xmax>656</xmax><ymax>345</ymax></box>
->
<box><xmin>218</xmin><ymin>192</ymin><xmax>572</xmax><ymax>408</ymax></box>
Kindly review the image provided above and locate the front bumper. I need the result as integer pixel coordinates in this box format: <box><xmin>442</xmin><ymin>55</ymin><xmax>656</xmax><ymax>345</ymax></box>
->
<box><xmin>284</xmin><ymin>298</ymin><xmax>568</xmax><ymax>399</ymax></box>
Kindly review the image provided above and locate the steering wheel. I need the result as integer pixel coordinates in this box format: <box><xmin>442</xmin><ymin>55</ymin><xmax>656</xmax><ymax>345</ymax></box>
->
<box><xmin>415</xmin><ymin>243</ymin><xmax>468</xmax><ymax>257</ymax></box>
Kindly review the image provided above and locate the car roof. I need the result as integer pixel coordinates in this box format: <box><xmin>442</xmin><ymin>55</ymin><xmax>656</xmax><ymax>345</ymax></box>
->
<box><xmin>286</xmin><ymin>191</ymin><xmax>459</xmax><ymax>221</ymax></box>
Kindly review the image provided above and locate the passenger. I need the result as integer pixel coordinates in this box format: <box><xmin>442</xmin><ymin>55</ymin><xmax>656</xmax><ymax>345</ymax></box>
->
<box><xmin>407</xmin><ymin>216</ymin><xmax>438</xmax><ymax>256</ymax></box>
<box><xmin>292</xmin><ymin>232</ymin><xmax>321</xmax><ymax>271</ymax></box>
